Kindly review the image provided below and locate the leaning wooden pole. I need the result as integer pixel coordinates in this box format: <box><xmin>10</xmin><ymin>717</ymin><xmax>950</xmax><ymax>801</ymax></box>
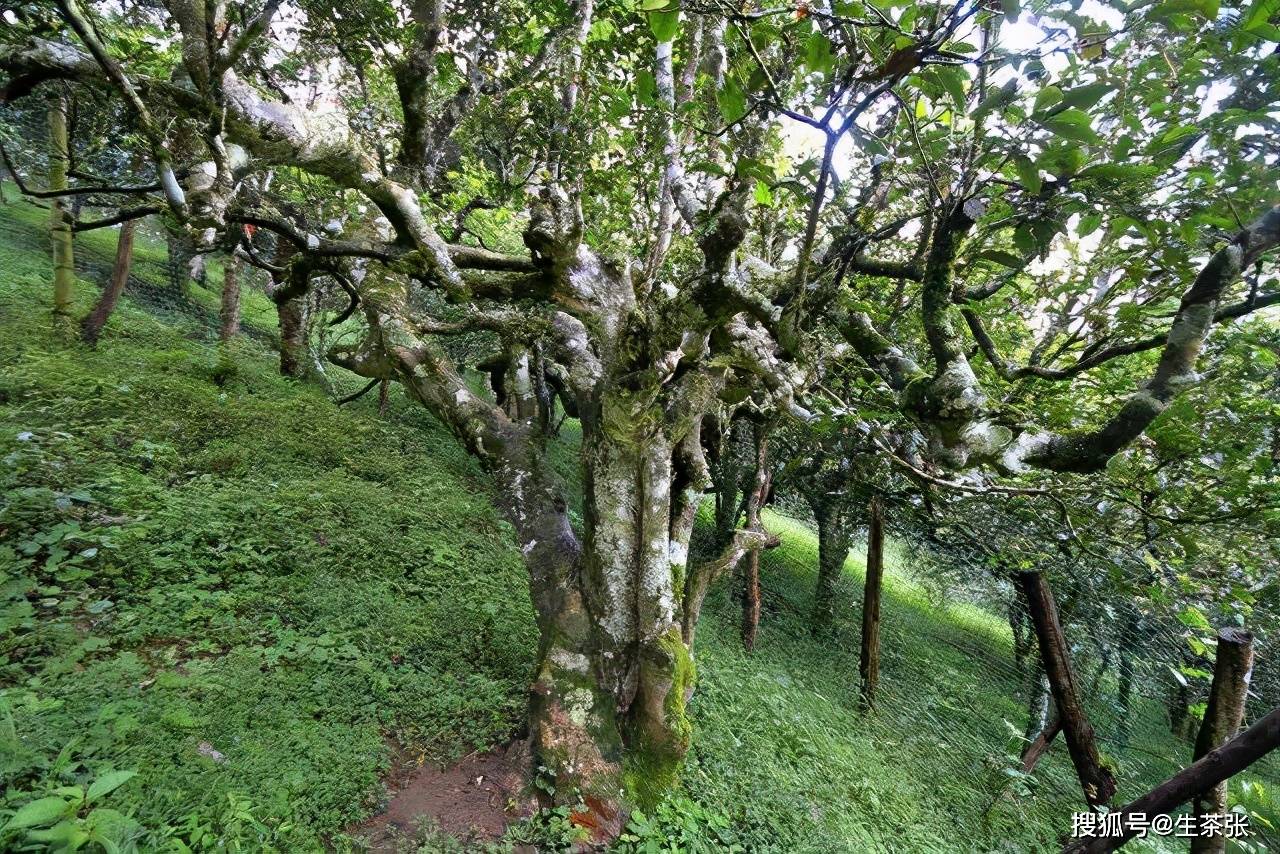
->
<box><xmin>1062</xmin><ymin>706</ymin><xmax>1280</xmax><ymax>854</ymax></box>
<box><xmin>1190</xmin><ymin>627</ymin><xmax>1254</xmax><ymax>854</ymax></box>
<box><xmin>48</xmin><ymin>93</ymin><xmax>75</xmax><ymax>327</ymax></box>
<box><xmin>1018</xmin><ymin>570</ymin><xmax>1117</xmax><ymax>807</ymax></box>
<box><xmin>80</xmin><ymin>218</ymin><xmax>136</xmax><ymax>346</ymax></box>
<box><xmin>858</xmin><ymin>496</ymin><xmax>884</xmax><ymax>711</ymax></box>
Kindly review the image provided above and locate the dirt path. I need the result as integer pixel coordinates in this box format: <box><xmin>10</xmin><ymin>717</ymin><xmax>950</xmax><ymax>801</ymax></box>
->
<box><xmin>354</xmin><ymin>743</ymin><xmax>534</xmax><ymax>851</ymax></box>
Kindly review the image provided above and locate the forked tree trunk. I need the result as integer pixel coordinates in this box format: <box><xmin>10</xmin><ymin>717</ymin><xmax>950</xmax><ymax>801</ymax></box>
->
<box><xmin>1062</xmin><ymin>706</ymin><xmax>1280</xmax><ymax>854</ymax></box>
<box><xmin>1190</xmin><ymin>627</ymin><xmax>1253</xmax><ymax>854</ymax></box>
<box><xmin>48</xmin><ymin>94</ymin><xmax>75</xmax><ymax>327</ymax></box>
<box><xmin>80</xmin><ymin>218</ymin><xmax>135</xmax><ymax>346</ymax></box>
<box><xmin>858</xmin><ymin>496</ymin><xmax>884</xmax><ymax>711</ymax></box>
<box><xmin>1019</xmin><ymin>570</ymin><xmax>1117</xmax><ymax>807</ymax></box>
<box><xmin>219</xmin><ymin>254</ymin><xmax>241</xmax><ymax>342</ymax></box>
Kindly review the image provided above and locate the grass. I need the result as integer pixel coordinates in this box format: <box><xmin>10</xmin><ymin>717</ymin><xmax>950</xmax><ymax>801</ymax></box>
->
<box><xmin>0</xmin><ymin>195</ymin><xmax>537</xmax><ymax>850</ymax></box>
<box><xmin>1</xmin><ymin>191</ymin><xmax>1274</xmax><ymax>853</ymax></box>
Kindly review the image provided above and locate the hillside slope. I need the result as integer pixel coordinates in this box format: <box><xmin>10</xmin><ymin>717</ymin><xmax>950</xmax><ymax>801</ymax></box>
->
<box><xmin>0</xmin><ymin>195</ymin><xmax>1220</xmax><ymax>852</ymax></box>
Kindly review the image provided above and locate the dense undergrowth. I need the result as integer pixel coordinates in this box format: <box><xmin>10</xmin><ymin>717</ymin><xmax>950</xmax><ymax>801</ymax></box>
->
<box><xmin>1</xmin><ymin>193</ymin><xmax>1272</xmax><ymax>852</ymax></box>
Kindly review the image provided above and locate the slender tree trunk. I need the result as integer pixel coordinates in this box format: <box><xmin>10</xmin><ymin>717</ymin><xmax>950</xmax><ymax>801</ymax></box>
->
<box><xmin>1019</xmin><ymin>570</ymin><xmax>1117</xmax><ymax>807</ymax></box>
<box><xmin>48</xmin><ymin>94</ymin><xmax>75</xmax><ymax>328</ymax></box>
<box><xmin>1062</xmin><ymin>706</ymin><xmax>1280</xmax><ymax>854</ymax></box>
<box><xmin>811</xmin><ymin>504</ymin><xmax>852</xmax><ymax>633</ymax></box>
<box><xmin>710</xmin><ymin>417</ymin><xmax>748</xmax><ymax>552</ymax></box>
<box><xmin>1190</xmin><ymin>627</ymin><xmax>1254</xmax><ymax>854</ymax></box>
<box><xmin>378</xmin><ymin>377</ymin><xmax>391</xmax><ymax>415</ymax></box>
<box><xmin>219</xmin><ymin>254</ymin><xmax>241</xmax><ymax>342</ymax></box>
<box><xmin>79</xmin><ymin>219</ymin><xmax>136</xmax><ymax>346</ymax></box>
<box><xmin>740</xmin><ymin>424</ymin><xmax>771</xmax><ymax>652</ymax></box>
<box><xmin>858</xmin><ymin>495</ymin><xmax>884</xmax><ymax>711</ymax></box>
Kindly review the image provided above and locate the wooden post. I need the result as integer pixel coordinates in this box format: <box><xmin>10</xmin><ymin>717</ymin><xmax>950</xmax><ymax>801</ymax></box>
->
<box><xmin>1190</xmin><ymin>627</ymin><xmax>1253</xmax><ymax>854</ymax></box>
<box><xmin>858</xmin><ymin>496</ymin><xmax>884</xmax><ymax>711</ymax></box>
<box><xmin>1018</xmin><ymin>570</ymin><xmax>1117</xmax><ymax>807</ymax></box>
<box><xmin>80</xmin><ymin>218</ymin><xmax>136</xmax><ymax>346</ymax></box>
<box><xmin>48</xmin><ymin>93</ymin><xmax>75</xmax><ymax>327</ymax></box>
<box><xmin>1062</xmin><ymin>706</ymin><xmax>1280</xmax><ymax>854</ymax></box>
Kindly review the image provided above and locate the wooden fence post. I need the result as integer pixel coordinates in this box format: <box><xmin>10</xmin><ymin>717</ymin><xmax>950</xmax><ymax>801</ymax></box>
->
<box><xmin>858</xmin><ymin>496</ymin><xmax>884</xmax><ymax>711</ymax></box>
<box><xmin>1019</xmin><ymin>570</ymin><xmax>1116</xmax><ymax>807</ymax></box>
<box><xmin>1190</xmin><ymin>627</ymin><xmax>1254</xmax><ymax>854</ymax></box>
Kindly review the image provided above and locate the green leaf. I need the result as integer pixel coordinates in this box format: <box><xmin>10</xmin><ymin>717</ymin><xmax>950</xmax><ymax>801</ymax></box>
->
<box><xmin>1032</xmin><ymin>85</ymin><xmax>1063</xmax><ymax>113</ymax></box>
<box><xmin>1178</xmin><ymin>605</ymin><xmax>1213</xmax><ymax>632</ymax></box>
<box><xmin>87</xmin><ymin>770</ymin><xmax>137</xmax><ymax>802</ymax></box>
<box><xmin>1240</xmin><ymin>0</ymin><xmax>1278</xmax><ymax>29</ymax></box>
<box><xmin>1039</xmin><ymin>108</ymin><xmax>1100</xmax><ymax>144</ymax></box>
<box><xmin>717</xmin><ymin>77</ymin><xmax>748</xmax><ymax>124</ymax></box>
<box><xmin>932</xmin><ymin>66</ymin><xmax>967</xmax><ymax>109</ymax></box>
<box><xmin>647</xmin><ymin>9</ymin><xmax>679</xmax><ymax>43</ymax></box>
<box><xmin>978</xmin><ymin>250</ymin><xmax>1024</xmax><ymax>268</ymax></box>
<box><xmin>1012</xmin><ymin>225</ymin><xmax>1037</xmax><ymax>255</ymax></box>
<box><xmin>640</xmin><ymin>0</ymin><xmax>673</xmax><ymax>9</ymax></box>
<box><xmin>753</xmin><ymin>180</ymin><xmax>774</xmax><ymax>206</ymax></box>
<box><xmin>1056</xmin><ymin>82</ymin><xmax>1113</xmax><ymax>111</ymax></box>
<box><xmin>1014</xmin><ymin>155</ymin><xmax>1042</xmax><ymax>194</ymax></box>
<box><xmin>804</xmin><ymin>31</ymin><xmax>834</xmax><ymax>75</ymax></box>
<box><xmin>1</xmin><ymin>796</ymin><xmax>74</xmax><ymax>832</ymax></box>
<box><xmin>1078</xmin><ymin>211</ymin><xmax>1103</xmax><ymax>237</ymax></box>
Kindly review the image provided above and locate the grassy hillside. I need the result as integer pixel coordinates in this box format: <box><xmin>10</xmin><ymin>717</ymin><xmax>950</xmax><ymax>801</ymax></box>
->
<box><xmin>0</xmin><ymin>194</ymin><xmax>1259</xmax><ymax>852</ymax></box>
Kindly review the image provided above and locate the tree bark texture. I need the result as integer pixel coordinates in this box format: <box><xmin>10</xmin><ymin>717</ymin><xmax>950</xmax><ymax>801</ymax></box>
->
<box><xmin>219</xmin><ymin>253</ymin><xmax>241</xmax><ymax>342</ymax></box>
<box><xmin>1019</xmin><ymin>570</ymin><xmax>1117</xmax><ymax>807</ymax></box>
<box><xmin>1062</xmin><ymin>706</ymin><xmax>1280</xmax><ymax>854</ymax></box>
<box><xmin>79</xmin><ymin>218</ymin><xmax>135</xmax><ymax>346</ymax></box>
<box><xmin>1190</xmin><ymin>627</ymin><xmax>1254</xmax><ymax>854</ymax></box>
<box><xmin>858</xmin><ymin>496</ymin><xmax>884</xmax><ymax>711</ymax></box>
